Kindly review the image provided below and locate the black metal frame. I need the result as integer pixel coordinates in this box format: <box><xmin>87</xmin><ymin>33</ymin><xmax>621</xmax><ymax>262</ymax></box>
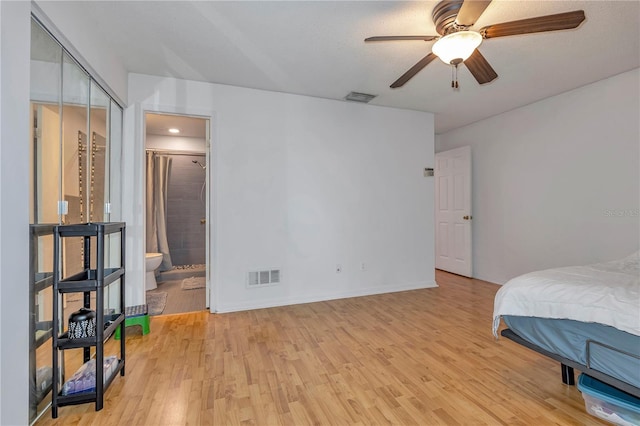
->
<box><xmin>29</xmin><ymin>224</ymin><xmax>56</xmax><ymax>422</ymax></box>
<box><xmin>51</xmin><ymin>222</ymin><xmax>126</xmax><ymax>418</ymax></box>
<box><xmin>501</xmin><ymin>328</ymin><xmax>640</xmax><ymax>399</ymax></box>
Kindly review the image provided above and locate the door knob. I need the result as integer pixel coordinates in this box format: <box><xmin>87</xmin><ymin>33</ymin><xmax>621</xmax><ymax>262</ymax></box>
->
<box><xmin>463</xmin><ymin>215</ymin><xmax>472</xmax><ymax>220</ymax></box>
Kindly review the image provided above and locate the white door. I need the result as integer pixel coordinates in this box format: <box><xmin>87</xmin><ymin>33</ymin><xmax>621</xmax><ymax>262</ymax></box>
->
<box><xmin>435</xmin><ymin>146</ymin><xmax>472</xmax><ymax>277</ymax></box>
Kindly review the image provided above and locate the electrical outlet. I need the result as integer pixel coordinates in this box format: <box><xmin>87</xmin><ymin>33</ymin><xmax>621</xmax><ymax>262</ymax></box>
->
<box><xmin>360</xmin><ymin>262</ymin><xmax>365</xmax><ymax>271</ymax></box>
<box><xmin>336</xmin><ymin>264</ymin><xmax>342</xmax><ymax>273</ymax></box>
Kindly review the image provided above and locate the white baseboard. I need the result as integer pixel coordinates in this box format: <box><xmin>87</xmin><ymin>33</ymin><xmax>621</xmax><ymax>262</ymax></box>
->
<box><xmin>215</xmin><ymin>280</ymin><xmax>438</xmax><ymax>313</ymax></box>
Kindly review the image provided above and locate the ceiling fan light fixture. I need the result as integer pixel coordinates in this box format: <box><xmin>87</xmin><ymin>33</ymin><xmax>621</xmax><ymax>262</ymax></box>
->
<box><xmin>432</xmin><ymin>30</ymin><xmax>483</xmax><ymax>65</ymax></box>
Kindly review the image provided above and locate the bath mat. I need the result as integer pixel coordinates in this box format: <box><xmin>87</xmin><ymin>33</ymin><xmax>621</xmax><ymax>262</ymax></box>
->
<box><xmin>146</xmin><ymin>292</ymin><xmax>167</xmax><ymax>316</ymax></box>
<box><xmin>174</xmin><ymin>264</ymin><xmax>205</xmax><ymax>270</ymax></box>
<box><xmin>181</xmin><ymin>276</ymin><xmax>206</xmax><ymax>290</ymax></box>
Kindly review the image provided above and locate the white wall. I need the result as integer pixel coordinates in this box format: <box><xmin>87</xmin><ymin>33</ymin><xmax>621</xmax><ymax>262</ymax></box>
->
<box><xmin>146</xmin><ymin>134</ymin><xmax>206</xmax><ymax>153</ymax></box>
<box><xmin>125</xmin><ymin>74</ymin><xmax>436</xmax><ymax>311</ymax></box>
<box><xmin>436</xmin><ymin>69</ymin><xmax>640</xmax><ymax>285</ymax></box>
<box><xmin>0</xmin><ymin>2</ymin><xmax>31</xmax><ymax>424</ymax></box>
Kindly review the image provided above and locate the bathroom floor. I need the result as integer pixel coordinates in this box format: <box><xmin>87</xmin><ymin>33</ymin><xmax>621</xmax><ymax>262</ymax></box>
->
<box><xmin>157</xmin><ymin>264</ymin><xmax>206</xmax><ymax>282</ymax></box>
<box><xmin>146</xmin><ymin>265</ymin><xmax>207</xmax><ymax>315</ymax></box>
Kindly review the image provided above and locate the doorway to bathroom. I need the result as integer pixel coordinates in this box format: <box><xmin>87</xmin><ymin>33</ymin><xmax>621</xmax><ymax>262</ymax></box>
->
<box><xmin>144</xmin><ymin>112</ymin><xmax>210</xmax><ymax>315</ymax></box>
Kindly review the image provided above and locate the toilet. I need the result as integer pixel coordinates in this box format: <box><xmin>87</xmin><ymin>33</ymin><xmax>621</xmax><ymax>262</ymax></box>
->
<box><xmin>145</xmin><ymin>253</ymin><xmax>163</xmax><ymax>291</ymax></box>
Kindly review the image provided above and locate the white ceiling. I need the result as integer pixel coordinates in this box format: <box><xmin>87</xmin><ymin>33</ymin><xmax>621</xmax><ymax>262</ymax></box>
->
<box><xmin>60</xmin><ymin>1</ymin><xmax>639</xmax><ymax>133</ymax></box>
<box><xmin>146</xmin><ymin>113</ymin><xmax>207</xmax><ymax>138</ymax></box>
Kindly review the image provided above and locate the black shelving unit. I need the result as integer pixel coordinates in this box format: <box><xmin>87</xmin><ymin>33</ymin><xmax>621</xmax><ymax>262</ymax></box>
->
<box><xmin>29</xmin><ymin>224</ymin><xmax>55</xmax><ymax>423</ymax></box>
<box><xmin>51</xmin><ymin>222</ymin><xmax>126</xmax><ymax>418</ymax></box>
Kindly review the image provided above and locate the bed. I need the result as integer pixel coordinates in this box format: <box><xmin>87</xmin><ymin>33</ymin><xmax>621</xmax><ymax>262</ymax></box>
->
<box><xmin>493</xmin><ymin>252</ymin><xmax>640</xmax><ymax>398</ymax></box>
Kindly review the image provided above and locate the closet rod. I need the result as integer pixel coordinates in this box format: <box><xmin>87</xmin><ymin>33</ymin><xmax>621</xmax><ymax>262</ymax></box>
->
<box><xmin>145</xmin><ymin>149</ymin><xmax>205</xmax><ymax>157</ymax></box>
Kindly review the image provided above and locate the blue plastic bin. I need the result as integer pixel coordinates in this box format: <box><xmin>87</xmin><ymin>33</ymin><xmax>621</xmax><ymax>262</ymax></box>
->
<box><xmin>577</xmin><ymin>374</ymin><xmax>640</xmax><ymax>426</ymax></box>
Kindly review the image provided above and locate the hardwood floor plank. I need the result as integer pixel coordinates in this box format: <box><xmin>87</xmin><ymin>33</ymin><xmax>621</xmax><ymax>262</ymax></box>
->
<box><xmin>36</xmin><ymin>271</ymin><xmax>608</xmax><ymax>425</ymax></box>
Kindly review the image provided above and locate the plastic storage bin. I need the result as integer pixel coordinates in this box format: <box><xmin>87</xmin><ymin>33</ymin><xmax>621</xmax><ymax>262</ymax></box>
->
<box><xmin>61</xmin><ymin>356</ymin><xmax>119</xmax><ymax>395</ymax></box>
<box><xmin>577</xmin><ymin>374</ymin><xmax>640</xmax><ymax>426</ymax></box>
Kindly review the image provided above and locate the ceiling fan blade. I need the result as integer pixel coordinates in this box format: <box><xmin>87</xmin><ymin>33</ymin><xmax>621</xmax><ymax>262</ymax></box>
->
<box><xmin>464</xmin><ymin>49</ymin><xmax>497</xmax><ymax>84</ymax></box>
<box><xmin>390</xmin><ymin>53</ymin><xmax>437</xmax><ymax>88</ymax></box>
<box><xmin>365</xmin><ymin>35</ymin><xmax>438</xmax><ymax>42</ymax></box>
<box><xmin>455</xmin><ymin>0</ymin><xmax>493</xmax><ymax>27</ymax></box>
<box><xmin>480</xmin><ymin>10</ymin><xmax>585</xmax><ymax>39</ymax></box>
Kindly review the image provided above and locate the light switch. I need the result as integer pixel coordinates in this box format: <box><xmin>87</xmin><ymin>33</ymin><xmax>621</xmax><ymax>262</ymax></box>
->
<box><xmin>57</xmin><ymin>200</ymin><xmax>69</xmax><ymax>215</ymax></box>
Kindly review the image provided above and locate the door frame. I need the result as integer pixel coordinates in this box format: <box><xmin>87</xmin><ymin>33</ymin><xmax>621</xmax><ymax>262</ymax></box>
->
<box><xmin>434</xmin><ymin>145</ymin><xmax>473</xmax><ymax>277</ymax></box>
<box><xmin>140</xmin><ymin>105</ymin><xmax>217</xmax><ymax>313</ymax></box>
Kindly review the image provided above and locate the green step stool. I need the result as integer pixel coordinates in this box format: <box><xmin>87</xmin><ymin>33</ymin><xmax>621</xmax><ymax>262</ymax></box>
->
<box><xmin>115</xmin><ymin>304</ymin><xmax>150</xmax><ymax>339</ymax></box>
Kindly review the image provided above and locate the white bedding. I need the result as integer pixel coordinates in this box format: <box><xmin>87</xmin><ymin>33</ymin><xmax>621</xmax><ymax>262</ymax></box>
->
<box><xmin>493</xmin><ymin>252</ymin><xmax>640</xmax><ymax>337</ymax></box>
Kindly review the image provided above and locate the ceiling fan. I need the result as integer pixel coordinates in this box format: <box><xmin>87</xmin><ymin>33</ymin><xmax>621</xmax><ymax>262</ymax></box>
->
<box><xmin>365</xmin><ymin>0</ymin><xmax>586</xmax><ymax>88</ymax></box>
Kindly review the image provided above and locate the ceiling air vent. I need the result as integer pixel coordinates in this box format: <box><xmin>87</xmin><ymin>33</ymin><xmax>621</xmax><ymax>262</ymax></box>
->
<box><xmin>248</xmin><ymin>269</ymin><xmax>281</xmax><ymax>287</ymax></box>
<box><xmin>344</xmin><ymin>91</ymin><xmax>377</xmax><ymax>103</ymax></box>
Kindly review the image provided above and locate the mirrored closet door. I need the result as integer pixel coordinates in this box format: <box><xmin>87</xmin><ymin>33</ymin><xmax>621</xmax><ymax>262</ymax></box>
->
<box><xmin>28</xmin><ymin>16</ymin><xmax>123</xmax><ymax>424</ymax></box>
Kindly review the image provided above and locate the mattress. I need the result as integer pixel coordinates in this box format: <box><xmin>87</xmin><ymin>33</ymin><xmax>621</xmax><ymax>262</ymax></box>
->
<box><xmin>493</xmin><ymin>251</ymin><xmax>640</xmax><ymax>338</ymax></box>
<box><xmin>503</xmin><ymin>315</ymin><xmax>640</xmax><ymax>389</ymax></box>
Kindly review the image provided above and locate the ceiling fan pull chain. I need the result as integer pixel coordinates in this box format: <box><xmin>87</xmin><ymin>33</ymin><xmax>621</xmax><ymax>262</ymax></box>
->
<box><xmin>451</xmin><ymin>64</ymin><xmax>455</xmax><ymax>88</ymax></box>
<box><xmin>455</xmin><ymin>64</ymin><xmax>459</xmax><ymax>89</ymax></box>
<box><xmin>451</xmin><ymin>64</ymin><xmax>460</xmax><ymax>89</ymax></box>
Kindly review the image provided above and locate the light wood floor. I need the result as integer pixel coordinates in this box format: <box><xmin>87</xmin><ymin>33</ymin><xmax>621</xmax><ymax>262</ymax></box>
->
<box><xmin>36</xmin><ymin>271</ymin><xmax>606</xmax><ymax>425</ymax></box>
<box><xmin>147</xmin><ymin>278</ymin><xmax>207</xmax><ymax>315</ymax></box>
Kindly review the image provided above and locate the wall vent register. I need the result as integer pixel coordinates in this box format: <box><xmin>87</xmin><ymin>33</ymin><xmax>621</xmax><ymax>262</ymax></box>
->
<box><xmin>248</xmin><ymin>269</ymin><xmax>281</xmax><ymax>287</ymax></box>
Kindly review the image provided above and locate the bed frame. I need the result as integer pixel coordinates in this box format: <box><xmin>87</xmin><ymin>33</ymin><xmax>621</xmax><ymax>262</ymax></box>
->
<box><xmin>501</xmin><ymin>328</ymin><xmax>640</xmax><ymax>398</ymax></box>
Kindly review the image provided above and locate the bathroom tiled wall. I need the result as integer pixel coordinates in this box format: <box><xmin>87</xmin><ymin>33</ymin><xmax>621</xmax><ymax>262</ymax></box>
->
<box><xmin>166</xmin><ymin>154</ymin><xmax>206</xmax><ymax>266</ymax></box>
